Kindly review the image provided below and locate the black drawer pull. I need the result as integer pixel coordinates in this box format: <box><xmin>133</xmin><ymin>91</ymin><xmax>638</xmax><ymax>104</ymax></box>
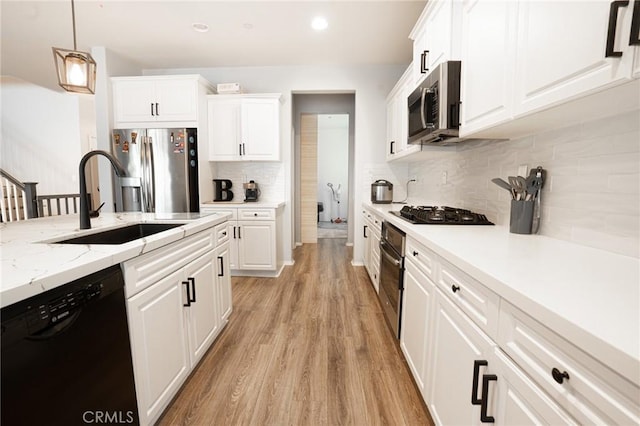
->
<box><xmin>471</xmin><ymin>360</ymin><xmax>487</xmax><ymax>405</ymax></box>
<box><xmin>631</xmin><ymin>0</ymin><xmax>640</xmax><ymax>45</ymax></box>
<box><xmin>363</xmin><ymin>225</ymin><xmax>368</xmax><ymax>238</ymax></box>
<box><xmin>188</xmin><ymin>277</ymin><xmax>196</xmax><ymax>303</ymax></box>
<box><xmin>218</xmin><ymin>256</ymin><xmax>224</xmax><ymax>277</ymax></box>
<box><xmin>606</xmin><ymin>1</ymin><xmax>629</xmax><ymax>57</ymax></box>
<box><xmin>413</xmin><ymin>251</ymin><xmax>419</xmax><ymax>256</ymax></box>
<box><xmin>480</xmin><ymin>374</ymin><xmax>497</xmax><ymax>423</ymax></box>
<box><xmin>451</xmin><ymin>284</ymin><xmax>461</xmax><ymax>293</ymax></box>
<box><xmin>552</xmin><ymin>368</ymin><xmax>570</xmax><ymax>384</ymax></box>
<box><xmin>182</xmin><ymin>281</ymin><xmax>191</xmax><ymax>307</ymax></box>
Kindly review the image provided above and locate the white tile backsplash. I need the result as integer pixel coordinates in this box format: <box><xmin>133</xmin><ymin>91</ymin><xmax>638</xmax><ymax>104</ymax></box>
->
<box><xmin>408</xmin><ymin>109</ymin><xmax>640</xmax><ymax>258</ymax></box>
<box><xmin>210</xmin><ymin>162</ymin><xmax>286</xmax><ymax>202</ymax></box>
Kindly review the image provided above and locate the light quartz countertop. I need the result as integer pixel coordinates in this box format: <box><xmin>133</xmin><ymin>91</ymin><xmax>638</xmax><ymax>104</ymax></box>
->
<box><xmin>0</xmin><ymin>212</ymin><xmax>229</xmax><ymax>309</ymax></box>
<box><xmin>363</xmin><ymin>202</ymin><xmax>640</xmax><ymax>387</ymax></box>
<box><xmin>201</xmin><ymin>200</ymin><xmax>285</xmax><ymax>209</ymax></box>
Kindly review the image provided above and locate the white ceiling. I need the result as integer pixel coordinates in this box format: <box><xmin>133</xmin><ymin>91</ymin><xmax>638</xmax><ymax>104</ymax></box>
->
<box><xmin>1</xmin><ymin>0</ymin><xmax>426</xmax><ymax>92</ymax></box>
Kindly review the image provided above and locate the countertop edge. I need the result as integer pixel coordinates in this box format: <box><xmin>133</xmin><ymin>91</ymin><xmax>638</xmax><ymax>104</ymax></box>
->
<box><xmin>0</xmin><ymin>212</ymin><xmax>230</xmax><ymax>309</ymax></box>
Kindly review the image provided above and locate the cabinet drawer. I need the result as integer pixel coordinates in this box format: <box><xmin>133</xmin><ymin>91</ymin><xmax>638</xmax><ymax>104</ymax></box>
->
<box><xmin>214</xmin><ymin>222</ymin><xmax>230</xmax><ymax>246</ymax></box>
<box><xmin>238</xmin><ymin>208</ymin><xmax>274</xmax><ymax>220</ymax></box>
<box><xmin>123</xmin><ymin>229</ymin><xmax>215</xmax><ymax>298</ymax></box>
<box><xmin>200</xmin><ymin>207</ymin><xmax>237</xmax><ymax>220</ymax></box>
<box><xmin>498</xmin><ymin>301</ymin><xmax>640</xmax><ymax>425</ymax></box>
<box><xmin>405</xmin><ymin>237</ymin><xmax>436</xmax><ymax>281</ymax></box>
<box><xmin>437</xmin><ymin>258</ymin><xmax>499</xmax><ymax>339</ymax></box>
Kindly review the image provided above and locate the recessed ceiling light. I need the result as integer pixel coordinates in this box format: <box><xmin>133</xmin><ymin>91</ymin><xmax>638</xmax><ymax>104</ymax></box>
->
<box><xmin>192</xmin><ymin>23</ymin><xmax>209</xmax><ymax>33</ymax></box>
<box><xmin>311</xmin><ymin>16</ymin><xmax>328</xmax><ymax>31</ymax></box>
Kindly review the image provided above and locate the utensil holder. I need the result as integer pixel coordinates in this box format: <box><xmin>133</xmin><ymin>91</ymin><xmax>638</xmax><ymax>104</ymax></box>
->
<box><xmin>510</xmin><ymin>200</ymin><xmax>534</xmax><ymax>234</ymax></box>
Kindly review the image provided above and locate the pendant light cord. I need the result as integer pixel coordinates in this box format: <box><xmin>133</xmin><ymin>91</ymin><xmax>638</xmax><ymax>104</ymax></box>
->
<box><xmin>71</xmin><ymin>0</ymin><xmax>77</xmax><ymax>50</ymax></box>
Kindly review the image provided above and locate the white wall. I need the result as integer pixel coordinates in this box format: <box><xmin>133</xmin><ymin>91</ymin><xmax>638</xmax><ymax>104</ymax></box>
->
<box><xmin>146</xmin><ymin>65</ymin><xmax>405</xmax><ymax>264</ymax></box>
<box><xmin>318</xmin><ymin>114</ymin><xmax>349</xmax><ymax>222</ymax></box>
<box><xmin>406</xmin><ymin>109</ymin><xmax>640</xmax><ymax>258</ymax></box>
<box><xmin>0</xmin><ymin>76</ymin><xmax>83</xmax><ymax>194</ymax></box>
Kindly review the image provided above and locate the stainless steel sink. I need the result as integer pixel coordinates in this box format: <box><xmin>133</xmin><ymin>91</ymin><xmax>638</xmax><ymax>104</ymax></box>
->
<box><xmin>55</xmin><ymin>223</ymin><xmax>185</xmax><ymax>245</ymax></box>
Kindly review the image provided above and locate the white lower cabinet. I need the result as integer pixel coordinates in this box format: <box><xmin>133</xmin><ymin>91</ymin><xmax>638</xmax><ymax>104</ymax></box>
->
<box><xmin>426</xmin><ymin>287</ymin><xmax>495</xmax><ymax>425</ymax></box>
<box><xmin>397</xmin><ymin>232</ymin><xmax>636</xmax><ymax>425</ymax></box>
<box><xmin>127</xmin><ymin>268</ymin><xmax>190</xmax><ymax>426</ymax></box>
<box><xmin>124</xmin><ymin>226</ymin><xmax>232</xmax><ymax>425</ymax></box>
<box><xmin>491</xmin><ymin>348</ymin><xmax>577</xmax><ymax>425</ymax></box>
<box><xmin>400</xmin><ymin>258</ymin><xmax>435</xmax><ymax>398</ymax></box>
<box><xmin>362</xmin><ymin>207</ymin><xmax>382</xmax><ymax>292</ymax></box>
<box><xmin>201</xmin><ymin>206</ymin><xmax>279</xmax><ymax>272</ymax></box>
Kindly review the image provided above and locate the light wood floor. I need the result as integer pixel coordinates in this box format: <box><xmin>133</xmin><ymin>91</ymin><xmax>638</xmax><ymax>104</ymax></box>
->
<box><xmin>158</xmin><ymin>239</ymin><xmax>433</xmax><ymax>425</ymax></box>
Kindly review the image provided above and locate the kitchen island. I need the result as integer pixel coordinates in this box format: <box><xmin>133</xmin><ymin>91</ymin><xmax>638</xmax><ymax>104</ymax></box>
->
<box><xmin>0</xmin><ymin>212</ymin><xmax>229</xmax><ymax>308</ymax></box>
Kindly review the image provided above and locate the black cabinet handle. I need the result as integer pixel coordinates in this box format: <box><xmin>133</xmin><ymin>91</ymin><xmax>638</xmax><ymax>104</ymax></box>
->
<box><xmin>421</xmin><ymin>50</ymin><xmax>429</xmax><ymax>74</ymax></box>
<box><xmin>222</xmin><ymin>231</ymin><xmax>227</xmax><ymax>236</ymax></box>
<box><xmin>451</xmin><ymin>284</ymin><xmax>461</xmax><ymax>293</ymax></box>
<box><xmin>630</xmin><ymin>0</ymin><xmax>640</xmax><ymax>44</ymax></box>
<box><xmin>551</xmin><ymin>368</ymin><xmax>570</xmax><ymax>384</ymax></box>
<box><xmin>218</xmin><ymin>256</ymin><xmax>224</xmax><ymax>277</ymax></box>
<box><xmin>606</xmin><ymin>1</ymin><xmax>629</xmax><ymax>57</ymax></box>
<box><xmin>390</xmin><ymin>141</ymin><xmax>395</xmax><ymax>155</ymax></box>
<box><xmin>188</xmin><ymin>277</ymin><xmax>196</xmax><ymax>303</ymax></box>
<box><xmin>155</xmin><ymin>103</ymin><xmax>159</xmax><ymax>116</ymax></box>
<box><xmin>151</xmin><ymin>103</ymin><xmax>155</xmax><ymax>116</ymax></box>
<box><xmin>233</xmin><ymin>226</ymin><xmax>236</xmax><ymax>239</ymax></box>
<box><xmin>239</xmin><ymin>144</ymin><xmax>242</xmax><ymax>156</ymax></box>
<box><xmin>238</xmin><ymin>226</ymin><xmax>241</xmax><ymax>239</ymax></box>
<box><xmin>242</xmin><ymin>143</ymin><xmax>246</xmax><ymax>156</ymax></box>
<box><xmin>413</xmin><ymin>251</ymin><xmax>419</xmax><ymax>256</ymax></box>
<box><xmin>183</xmin><ymin>281</ymin><xmax>191</xmax><ymax>307</ymax></box>
<box><xmin>471</xmin><ymin>360</ymin><xmax>488</xmax><ymax>405</ymax></box>
<box><xmin>480</xmin><ymin>374</ymin><xmax>497</xmax><ymax>423</ymax></box>
<box><xmin>364</xmin><ymin>225</ymin><xmax>368</xmax><ymax>238</ymax></box>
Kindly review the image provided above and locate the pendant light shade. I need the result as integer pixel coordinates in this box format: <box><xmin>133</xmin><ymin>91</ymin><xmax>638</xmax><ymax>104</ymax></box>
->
<box><xmin>52</xmin><ymin>0</ymin><xmax>96</xmax><ymax>94</ymax></box>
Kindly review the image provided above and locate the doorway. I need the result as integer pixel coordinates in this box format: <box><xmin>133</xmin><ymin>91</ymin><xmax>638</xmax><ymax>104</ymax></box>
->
<box><xmin>317</xmin><ymin>114</ymin><xmax>349</xmax><ymax>239</ymax></box>
<box><xmin>293</xmin><ymin>93</ymin><xmax>355</xmax><ymax>245</ymax></box>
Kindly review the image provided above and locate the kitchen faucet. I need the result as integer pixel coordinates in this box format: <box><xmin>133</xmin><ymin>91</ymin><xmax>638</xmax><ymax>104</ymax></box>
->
<box><xmin>79</xmin><ymin>150</ymin><xmax>126</xmax><ymax>229</ymax></box>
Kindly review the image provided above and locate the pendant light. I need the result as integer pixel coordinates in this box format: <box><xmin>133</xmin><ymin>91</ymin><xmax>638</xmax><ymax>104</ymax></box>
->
<box><xmin>52</xmin><ymin>0</ymin><xmax>96</xmax><ymax>94</ymax></box>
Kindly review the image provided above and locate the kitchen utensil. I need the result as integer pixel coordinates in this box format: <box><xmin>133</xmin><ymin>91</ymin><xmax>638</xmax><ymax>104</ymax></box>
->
<box><xmin>515</xmin><ymin>176</ymin><xmax>527</xmax><ymax>200</ymax></box>
<box><xmin>527</xmin><ymin>166</ymin><xmax>546</xmax><ymax>233</ymax></box>
<box><xmin>491</xmin><ymin>177</ymin><xmax>516</xmax><ymax>200</ymax></box>
<box><xmin>508</xmin><ymin>176</ymin><xmax>525</xmax><ymax>200</ymax></box>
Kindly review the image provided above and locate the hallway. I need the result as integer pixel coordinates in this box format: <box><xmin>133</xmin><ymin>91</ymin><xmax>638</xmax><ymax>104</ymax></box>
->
<box><xmin>159</xmin><ymin>239</ymin><xmax>432</xmax><ymax>425</ymax></box>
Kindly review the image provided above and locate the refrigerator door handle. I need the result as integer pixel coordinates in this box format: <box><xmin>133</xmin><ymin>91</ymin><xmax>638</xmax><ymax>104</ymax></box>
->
<box><xmin>147</xmin><ymin>137</ymin><xmax>156</xmax><ymax>212</ymax></box>
<box><xmin>140</xmin><ymin>137</ymin><xmax>149</xmax><ymax>212</ymax></box>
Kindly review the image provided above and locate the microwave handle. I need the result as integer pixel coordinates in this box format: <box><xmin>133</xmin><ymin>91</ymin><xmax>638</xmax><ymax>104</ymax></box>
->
<box><xmin>420</xmin><ymin>88</ymin><xmax>427</xmax><ymax>129</ymax></box>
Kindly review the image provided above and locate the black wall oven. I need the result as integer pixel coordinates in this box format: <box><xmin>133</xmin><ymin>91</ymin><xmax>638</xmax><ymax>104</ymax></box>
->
<box><xmin>378</xmin><ymin>221</ymin><xmax>405</xmax><ymax>338</ymax></box>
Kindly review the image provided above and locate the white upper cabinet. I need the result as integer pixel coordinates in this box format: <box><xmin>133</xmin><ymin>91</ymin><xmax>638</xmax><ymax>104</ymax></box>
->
<box><xmin>112</xmin><ymin>75</ymin><xmax>212</xmax><ymax>128</ymax></box>
<box><xmin>386</xmin><ymin>65</ymin><xmax>418</xmax><ymax>161</ymax></box>
<box><xmin>208</xmin><ymin>94</ymin><xmax>281</xmax><ymax>161</ymax></box>
<box><xmin>513</xmin><ymin>0</ymin><xmax>635</xmax><ymax>116</ymax></box>
<box><xmin>459</xmin><ymin>0</ymin><xmax>516</xmax><ymax>135</ymax></box>
<box><xmin>460</xmin><ymin>0</ymin><xmax>640</xmax><ymax>139</ymax></box>
<box><xmin>410</xmin><ymin>0</ymin><xmax>462</xmax><ymax>85</ymax></box>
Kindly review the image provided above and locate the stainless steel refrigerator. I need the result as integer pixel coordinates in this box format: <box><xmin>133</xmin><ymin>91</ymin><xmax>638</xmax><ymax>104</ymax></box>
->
<box><xmin>111</xmin><ymin>128</ymin><xmax>199</xmax><ymax>213</ymax></box>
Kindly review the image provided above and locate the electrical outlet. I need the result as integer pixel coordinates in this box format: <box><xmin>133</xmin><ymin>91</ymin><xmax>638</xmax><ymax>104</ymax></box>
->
<box><xmin>517</xmin><ymin>164</ymin><xmax>528</xmax><ymax>177</ymax></box>
<box><xmin>441</xmin><ymin>171</ymin><xmax>448</xmax><ymax>185</ymax></box>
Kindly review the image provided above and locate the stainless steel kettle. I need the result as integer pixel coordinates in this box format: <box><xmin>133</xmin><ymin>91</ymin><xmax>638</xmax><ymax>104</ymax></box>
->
<box><xmin>371</xmin><ymin>180</ymin><xmax>393</xmax><ymax>204</ymax></box>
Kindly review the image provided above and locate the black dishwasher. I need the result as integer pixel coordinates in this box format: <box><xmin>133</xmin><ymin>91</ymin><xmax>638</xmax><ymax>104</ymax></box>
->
<box><xmin>1</xmin><ymin>265</ymin><xmax>139</xmax><ymax>426</ymax></box>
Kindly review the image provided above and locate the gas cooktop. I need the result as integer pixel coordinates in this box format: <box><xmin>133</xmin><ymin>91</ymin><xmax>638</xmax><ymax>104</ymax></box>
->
<box><xmin>390</xmin><ymin>206</ymin><xmax>494</xmax><ymax>225</ymax></box>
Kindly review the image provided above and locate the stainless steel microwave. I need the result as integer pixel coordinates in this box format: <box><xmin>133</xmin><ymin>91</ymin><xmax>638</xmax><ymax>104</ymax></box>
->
<box><xmin>407</xmin><ymin>60</ymin><xmax>462</xmax><ymax>145</ymax></box>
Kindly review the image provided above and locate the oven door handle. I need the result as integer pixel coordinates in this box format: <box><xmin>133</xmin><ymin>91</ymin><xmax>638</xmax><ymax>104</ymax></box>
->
<box><xmin>380</xmin><ymin>242</ymin><xmax>401</xmax><ymax>267</ymax></box>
